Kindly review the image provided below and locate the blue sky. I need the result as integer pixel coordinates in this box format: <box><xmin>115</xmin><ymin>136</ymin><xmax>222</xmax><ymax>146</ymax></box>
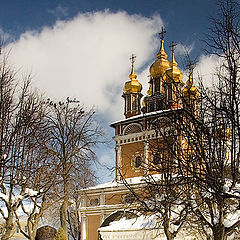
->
<box><xmin>1</xmin><ymin>0</ymin><xmax>220</xmax><ymax>183</ymax></box>
<box><xmin>2</xmin><ymin>0</ymin><xmax>217</xmax><ymax>54</ymax></box>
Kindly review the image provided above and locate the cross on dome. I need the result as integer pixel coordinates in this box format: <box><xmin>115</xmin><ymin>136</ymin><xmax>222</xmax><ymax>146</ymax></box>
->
<box><xmin>169</xmin><ymin>41</ymin><xmax>177</xmax><ymax>53</ymax></box>
<box><xmin>159</xmin><ymin>27</ymin><xmax>166</xmax><ymax>41</ymax></box>
<box><xmin>129</xmin><ymin>54</ymin><xmax>136</xmax><ymax>67</ymax></box>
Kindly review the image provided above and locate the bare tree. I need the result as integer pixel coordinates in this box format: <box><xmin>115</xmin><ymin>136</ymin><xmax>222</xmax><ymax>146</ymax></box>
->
<box><xmin>155</xmin><ymin>1</ymin><xmax>240</xmax><ymax>238</ymax></box>
<box><xmin>180</xmin><ymin>1</ymin><xmax>240</xmax><ymax>239</ymax></box>
<box><xmin>119</xmin><ymin>111</ymin><xmax>200</xmax><ymax>240</ymax></box>
<box><xmin>45</xmin><ymin>98</ymin><xmax>104</xmax><ymax>238</ymax></box>
<box><xmin>120</xmin><ymin>1</ymin><xmax>240</xmax><ymax>239</ymax></box>
<box><xmin>0</xmin><ymin>51</ymin><xmax>53</xmax><ymax>240</ymax></box>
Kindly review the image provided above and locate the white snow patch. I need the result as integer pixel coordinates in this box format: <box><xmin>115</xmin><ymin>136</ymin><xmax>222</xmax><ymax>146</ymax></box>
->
<box><xmin>0</xmin><ymin>192</ymin><xmax>8</xmax><ymax>202</ymax></box>
<box><xmin>25</xmin><ymin>188</ymin><xmax>38</xmax><ymax>196</ymax></box>
<box><xmin>224</xmin><ymin>210</ymin><xmax>240</xmax><ymax>228</ymax></box>
<box><xmin>99</xmin><ymin>214</ymin><xmax>157</xmax><ymax>231</ymax></box>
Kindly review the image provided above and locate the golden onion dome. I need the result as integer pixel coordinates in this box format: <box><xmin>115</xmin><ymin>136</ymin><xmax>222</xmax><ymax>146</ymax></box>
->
<box><xmin>150</xmin><ymin>39</ymin><xmax>170</xmax><ymax>78</ymax></box>
<box><xmin>165</xmin><ymin>52</ymin><xmax>183</xmax><ymax>83</ymax></box>
<box><xmin>183</xmin><ymin>72</ymin><xmax>200</xmax><ymax>100</ymax></box>
<box><xmin>123</xmin><ymin>62</ymin><xmax>142</xmax><ymax>93</ymax></box>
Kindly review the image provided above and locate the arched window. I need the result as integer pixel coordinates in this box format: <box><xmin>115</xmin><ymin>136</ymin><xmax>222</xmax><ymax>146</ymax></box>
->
<box><xmin>123</xmin><ymin>123</ymin><xmax>142</xmax><ymax>135</ymax></box>
<box><xmin>135</xmin><ymin>156</ymin><xmax>142</xmax><ymax>168</ymax></box>
<box><xmin>90</xmin><ymin>198</ymin><xmax>99</xmax><ymax>206</ymax></box>
<box><xmin>155</xmin><ymin>78</ymin><xmax>160</xmax><ymax>93</ymax></box>
<box><xmin>167</xmin><ymin>85</ymin><xmax>173</xmax><ymax>101</ymax></box>
<box><xmin>126</xmin><ymin>95</ymin><xmax>131</xmax><ymax>111</ymax></box>
<box><xmin>153</xmin><ymin>152</ymin><xmax>163</xmax><ymax>165</ymax></box>
<box><xmin>131</xmin><ymin>95</ymin><xmax>136</xmax><ymax>110</ymax></box>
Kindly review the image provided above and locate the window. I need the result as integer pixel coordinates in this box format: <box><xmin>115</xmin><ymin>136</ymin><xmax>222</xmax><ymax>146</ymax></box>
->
<box><xmin>135</xmin><ymin>156</ymin><xmax>142</xmax><ymax>168</ymax></box>
<box><xmin>132</xmin><ymin>95</ymin><xmax>137</xmax><ymax>110</ymax></box>
<box><xmin>124</xmin><ymin>123</ymin><xmax>142</xmax><ymax>135</ymax></box>
<box><xmin>167</xmin><ymin>85</ymin><xmax>173</xmax><ymax>101</ymax></box>
<box><xmin>149</xmin><ymin>102</ymin><xmax>154</xmax><ymax>112</ymax></box>
<box><xmin>126</xmin><ymin>95</ymin><xmax>131</xmax><ymax>111</ymax></box>
<box><xmin>123</xmin><ymin>194</ymin><xmax>135</xmax><ymax>204</ymax></box>
<box><xmin>155</xmin><ymin>78</ymin><xmax>160</xmax><ymax>93</ymax></box>
<box><xmin>90</xmin><ymin>198</ymin><xmax>99</xmax><ymax>206</ymax></box>
<box><xmin>24</xmin><ymin>226</ymin><xmax>28</xmax><ymax>233</ymax></box>
<box><xmin>153</xmin><ymin>152</ymin><xmax>162</xmax><ymax>165</ymax></box>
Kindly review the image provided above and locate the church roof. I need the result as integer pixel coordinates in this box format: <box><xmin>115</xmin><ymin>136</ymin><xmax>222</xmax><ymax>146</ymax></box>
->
<box><xmin>110</xmin><ymin>107</ymin><xmax>182</xmax><ymax>127</ymax></box>
<box><xmin>80</xmin><ymin>174</ymin><xmax>164</xmax><ymax>192</ymax></box>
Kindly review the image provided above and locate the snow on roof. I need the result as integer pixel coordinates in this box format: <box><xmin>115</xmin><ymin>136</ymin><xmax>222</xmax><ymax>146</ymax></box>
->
<box><xmin>99</xmin><ymin>214</ymin><xmax>158</xmax><ymax>231</ymax></box>
<box><xmin>110</xmin><ymin>108</ymin><xmax>182</xmax><ymax>127</ymax></box>
<box><xmin>85</xmin><ymin>180</ymin><xmax>120</xmax><ymax>190</ymax></box>
<box><xmin>84</xmin><ymin>174</ymin><xmax>163</xmax><ymax>191</ymax></box>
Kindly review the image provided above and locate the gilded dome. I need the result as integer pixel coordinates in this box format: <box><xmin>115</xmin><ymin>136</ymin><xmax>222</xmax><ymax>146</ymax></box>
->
<box><xmin>182</xmin><ymin>72</ymin><xmax>199</xmax><ymax>100</ymax></box>
<box><xmin>150</xmin><ymin>40</ymin><xmax>170</xmax><ymax>78</ymax></box>
<box><xmin>165</xmin><ymin>52</ymin><xmax>183</xmax><ymax>83</ymax></box>
<box><xmin>123</xmin><ymin>63</ymin><xmax>142</xmax><ymax>94</ymax></box>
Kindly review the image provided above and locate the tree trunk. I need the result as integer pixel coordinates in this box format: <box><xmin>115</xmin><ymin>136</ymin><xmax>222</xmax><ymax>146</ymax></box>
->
<box><xmin>1</xmin><ymin>210</ymin><xmax>15</xmax><ymax>240</ymax></box>
<box><xmin>60</xmin><ymin>199</ymin><xmax>69</xmax><ymax>236</ymax></box>
<box><xmin>213</xmin><ymin>225</ymin><xmax>227</xmax><ymax>240</ymax></box>
<box><xmin>28</xmin><ymin>213</ymin><xmax>41</xmax><ymax>240</ymax></box>
<box><xmin>60</xmin><ymin>177</ymin><xmax>69</xmax><ymax>239</ymax></box>
<box><xmin>163</xmin><ymin>216</ymin><xmax>175</xmax><ymax>240</ymax></box>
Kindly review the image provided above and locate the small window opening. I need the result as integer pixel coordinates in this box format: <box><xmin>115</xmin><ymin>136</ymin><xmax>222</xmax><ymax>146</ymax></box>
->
<box><xmin>135</xmin><ymin>156</ymin><xmax>142</xmax><ymax>168</ymax></box>
<box><xmin>153</xmin><ymin>152</ymin><xmax>161</xmax><ymax>165</ymax></box>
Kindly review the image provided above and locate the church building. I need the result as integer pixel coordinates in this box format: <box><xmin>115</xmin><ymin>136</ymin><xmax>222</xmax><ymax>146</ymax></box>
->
<box><xmin>78</xmin><ymin>30</ymin><xmax>199</xmax><ymax>240</ymax></box>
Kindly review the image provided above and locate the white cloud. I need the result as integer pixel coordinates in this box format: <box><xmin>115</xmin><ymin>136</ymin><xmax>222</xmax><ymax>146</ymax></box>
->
<box><xmin>6</xmin><ymin>11</ymin><xmax>163</xmax><ymax>121</ymax></box>
<box><xmin>195</xmin><ymin>54</ymin><xmax>220</xmax><ymax>87</ymax></box>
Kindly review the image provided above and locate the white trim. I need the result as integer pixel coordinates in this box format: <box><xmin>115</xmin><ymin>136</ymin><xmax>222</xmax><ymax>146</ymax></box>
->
<box><xmin>81</xmin><ymin>212</ymin><xmax>87</xmax><ymax>240</ymax></box>
<box><xmin>114</xmin><ymin>130</ymin><xmax>157</xmax><ymax>145</ymax></box>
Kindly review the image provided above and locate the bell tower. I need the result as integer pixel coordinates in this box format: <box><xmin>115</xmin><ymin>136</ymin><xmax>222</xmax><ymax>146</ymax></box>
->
<box><xmin>182</xmin><ymin>64</ymin><xmax>200</xmax><ymax>115</ymax></box>
<box><xmin>164</xmin><ymin>42</ymin><xmax>183</xmax><ymax>109</ymax></box>
<box><xmin>111</xmin><ymin>29</ymin><xmax>199</xmax><ymax>181</ymax></box>
<box><xmin>144</xmin><ymin>27</ymin><xmax>170</xmax><ymax>112</ymax></box>
<box><xmin>122</xmin><ymin>54</ymin><xmax>143</xmax><ymax>118</ymax></box>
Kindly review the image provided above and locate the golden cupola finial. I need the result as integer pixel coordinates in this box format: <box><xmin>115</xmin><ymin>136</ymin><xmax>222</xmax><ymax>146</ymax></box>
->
<box><xmin>165</xmin><ymin>42</ymin><xmax>183</xmax><ymax>83</ymax></box>
<box><xmin>157</xmin><ymin>37</ymin><xmax>168</xmax><ymax>59</ymax></box>
<box><xmin>150</xmin><ymin>27</ymin><xmax>170</xmax><ymax>78</ymax></box>
<box><xmin>123</xmin><ymin>54</ymin><xmax>142</xmax><ymax>94</ymax></box>
<box><xmin>183</xmin><ymin>64</ymin><xmax>200</xmax><ymax>100</ymax></box>
<box><xmin>128</xmin><ymin>55</ymin><xmax>137</xmax><ymax>80</ymax></box>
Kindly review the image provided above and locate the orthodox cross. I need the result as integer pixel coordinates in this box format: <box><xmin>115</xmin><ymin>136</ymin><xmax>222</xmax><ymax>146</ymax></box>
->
<box><xmin>170</xmin><ymin>41</ymin><xmax>177</xmax><ymax>53</ymax></box>
<box><xmin>159</xmin><ymin>27</ymin><xmax>166</xmax><ymax>41</ymax></box>
<box><xmin>129</xmin><ymin>54</ymin><xmax>136</xmax><ymax>66</ymax></box>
